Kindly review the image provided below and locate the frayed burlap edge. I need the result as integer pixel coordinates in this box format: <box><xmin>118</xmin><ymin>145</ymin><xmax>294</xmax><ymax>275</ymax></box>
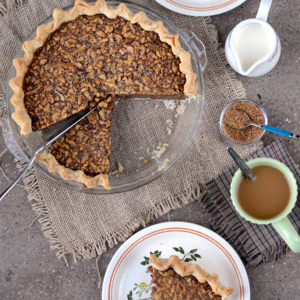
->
<box><xmin>0</xmin><ymin>0</ymin><xmax>26</xmax><ymax>15</ymax></box>
<box><xmin>21</xmin><ymin>159</ymin><xmax>204</xmax><ymax>264</ymax></box>
<box><xmin>0</xmin><ymin>94</ymin><xmax>7</xmax><ymax>118</ymax></box>
<box><xmin>1</xmin><ymin>1</ymin><xmax>247</xmax><ymax>263</ymax></box>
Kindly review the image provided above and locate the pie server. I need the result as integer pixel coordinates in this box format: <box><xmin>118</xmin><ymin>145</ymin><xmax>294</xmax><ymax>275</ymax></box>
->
<box><xmin>0</xmin><ymin>105</ymin><xmax>98</xmax><ymax>202</ymax></box>
<box><xmin>0</xmin><ymin>97</ymin><xmax>184</xmax><ymax>201</ymax></box>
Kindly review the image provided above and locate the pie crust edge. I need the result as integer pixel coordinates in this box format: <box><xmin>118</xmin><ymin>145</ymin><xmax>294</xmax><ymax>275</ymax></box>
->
<box><xmin>36</xmin><ymin>151</ymin><xmax>110</xmax><ymax>189</ymax></box>
<box><xmin>9</xmin><ymin>0</ymin><xmax>198</xmax><ymax>135</ymax></box>
<box><xmin>150</xmin><ymin>254</ymin><xmax>234</xmax><ymax>299</ymax></box>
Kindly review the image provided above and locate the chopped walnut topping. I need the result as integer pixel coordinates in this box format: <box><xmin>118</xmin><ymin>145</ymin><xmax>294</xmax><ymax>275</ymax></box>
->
<box><xmin>49</xmin><ymin>95</ymin><xmax>114</xmax><ymax>176</ymax></box>
<box><xmin>23</xmin><ymin>14</ymin><xmax>186</xmax><ymax>131</ymax></box>
<box><xmin>149</xmin><ymin>266</ymin><xmax>222</xmax><ymax>300</ymax></box>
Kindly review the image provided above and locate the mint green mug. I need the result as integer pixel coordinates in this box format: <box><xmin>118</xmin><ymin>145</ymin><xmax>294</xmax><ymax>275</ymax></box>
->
<box><xmin>230</xmin><ymin>158</ymin><xmax>300</xmax><ymax>253</ymax></box>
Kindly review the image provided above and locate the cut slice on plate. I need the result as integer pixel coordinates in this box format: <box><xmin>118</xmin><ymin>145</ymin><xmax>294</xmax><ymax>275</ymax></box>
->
<box><xmin>150</xmin><ymin>254</ymin><xmax>234</xmax><ymax>299</ymax></box>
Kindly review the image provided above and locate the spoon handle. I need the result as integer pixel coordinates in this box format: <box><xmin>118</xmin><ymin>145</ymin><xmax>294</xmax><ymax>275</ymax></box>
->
<box><xmin>260</xmin><ymin>124</ymin><xmax>300</xmax><ymax>139</ymax></box>
<box><xmin>227</xmin><ymin>147</ymin><xmax>256</xmax><ymax>181</ymax></box>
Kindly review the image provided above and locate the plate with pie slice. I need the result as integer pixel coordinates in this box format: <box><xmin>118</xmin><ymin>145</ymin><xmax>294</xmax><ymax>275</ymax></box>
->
<box><xmin>102</xmin><ymin>221</ymin><xmax>250</xmax><ymax>300</ymax></box>
<box><xmin>156</xmin><ymin>0</ymin><xmax>247</xmax><ymax>16</ymax></box>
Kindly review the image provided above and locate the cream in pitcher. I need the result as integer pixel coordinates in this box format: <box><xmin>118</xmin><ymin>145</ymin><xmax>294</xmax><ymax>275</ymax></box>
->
<box><xmin>233</xmin><ymin>22</ymin><xmax>274</xmax><ymax>71</ymax></box>
<box><xmin>225</xmin><ymin>0</ymin><xmax>281</xmax><ymax>77</ymax></box>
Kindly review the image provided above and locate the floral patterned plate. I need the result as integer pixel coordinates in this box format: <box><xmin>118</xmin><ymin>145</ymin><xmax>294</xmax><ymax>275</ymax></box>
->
<box><xmin>102</xmin><ymin>222</ymin><xmax>250</xmax><ymax>300</ymax></box>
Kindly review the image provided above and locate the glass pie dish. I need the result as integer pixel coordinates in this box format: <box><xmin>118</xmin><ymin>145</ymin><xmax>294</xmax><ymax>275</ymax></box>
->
<box><xmin>4</xmin><ymin>0</ymin><xmax>207</xmax><ymax>194</ymax></box>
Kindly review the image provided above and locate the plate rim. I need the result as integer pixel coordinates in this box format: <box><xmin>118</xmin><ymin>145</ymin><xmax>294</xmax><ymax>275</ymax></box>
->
<box><xmin>155</xmin><ymin>0</ymin><xmax>247</xmax><ymax>16</ymax></box>
<box><xmin>102</xmin><ymin>221</ymin><xmax>250</xmax><ymax>300</ymax></box>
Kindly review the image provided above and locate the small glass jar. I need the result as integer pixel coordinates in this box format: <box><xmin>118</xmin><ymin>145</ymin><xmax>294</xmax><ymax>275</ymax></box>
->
<box><xmin>219</xmin><ymin>99</ymin><xmax>268</xmax><ymax>145</ymax></box>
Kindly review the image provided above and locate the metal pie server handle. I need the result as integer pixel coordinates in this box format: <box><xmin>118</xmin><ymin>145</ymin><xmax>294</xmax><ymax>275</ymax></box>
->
<box><xmin>0</xmin><ymin>106</ymin><xmax>97</xmax><ymax>202</ymax></box>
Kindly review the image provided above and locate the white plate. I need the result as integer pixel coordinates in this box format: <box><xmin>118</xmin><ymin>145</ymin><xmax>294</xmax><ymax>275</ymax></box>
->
<box><xmin>102</xmin><ymin>221</ymin><xmax>250</xmax><ymax>300</ymax></box>
<box><xmin>155</xmin><ymin>0</ymin><xmax>247</xmax><ymax>16</ymax></box>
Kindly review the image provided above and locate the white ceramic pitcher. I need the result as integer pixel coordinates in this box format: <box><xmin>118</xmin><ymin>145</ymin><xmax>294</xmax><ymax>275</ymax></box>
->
<box><xmin>225</xmin><ymin>0</ymin><xmax>281</xmax><ymax>77</ymax></box>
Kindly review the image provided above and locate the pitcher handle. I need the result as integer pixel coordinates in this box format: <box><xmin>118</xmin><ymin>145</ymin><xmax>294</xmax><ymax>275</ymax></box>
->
<box><xmin>272</xmin><ymin>216</ymin><xmax>300</xmax><ymax>253</ymax></box>
<box><xmin>256</xmin><ymin>0</ymin><xmax>272</xmax><ymax>22</ymax></box>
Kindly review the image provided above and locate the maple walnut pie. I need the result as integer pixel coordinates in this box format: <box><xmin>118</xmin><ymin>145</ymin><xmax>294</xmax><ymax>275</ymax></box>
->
<box><xmin>9</xmin><ymin>0</ymin><xmax>197</xmax><ymax>189</ymax></box>
<box><xmin>150</xmin><ymin>254</ymin><xmax>234</xmax><ymax>299</ymax></box>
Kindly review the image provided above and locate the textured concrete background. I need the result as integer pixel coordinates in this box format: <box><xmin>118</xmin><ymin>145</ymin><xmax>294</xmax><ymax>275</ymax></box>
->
<box><xmin>0</xmin><ymin>0</ymin><xmax>300</xmax><ymax>299</ymax></box>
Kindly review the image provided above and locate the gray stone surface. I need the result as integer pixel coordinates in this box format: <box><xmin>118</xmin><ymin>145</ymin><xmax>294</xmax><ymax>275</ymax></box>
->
<box><xmin>0</xmin><ymin>0</ymin><xmax>300</xmax><ymax>299</ymax></box>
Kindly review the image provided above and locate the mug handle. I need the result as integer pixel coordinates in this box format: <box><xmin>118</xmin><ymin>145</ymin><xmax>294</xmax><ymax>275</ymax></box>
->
<box><xmin>256</xmin><ymin>0</ymin><xmax>272</xmax><ymax>22</ymax></box>
<box><xmin>272</xmin><ymin>217</ymin><xmax>300</xmax><ymax>253</ymax></box>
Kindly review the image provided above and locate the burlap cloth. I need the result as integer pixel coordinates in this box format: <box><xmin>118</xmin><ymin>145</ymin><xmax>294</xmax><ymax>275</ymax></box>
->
<box><xmin>0</xmin><ymin>0</ymin><xmax>261</xmax><ymax>261</ymax></box>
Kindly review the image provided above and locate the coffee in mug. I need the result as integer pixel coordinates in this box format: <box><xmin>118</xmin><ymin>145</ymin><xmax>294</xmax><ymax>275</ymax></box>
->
<box><xmin>238</xmin><ymin>165</ymin><xmax>290</xmax><ymax>220</ymax></box>
<box><xmin>230</xmin><ymin>158</ymin><xmax>300</xmax><ymax>253</ymax></box>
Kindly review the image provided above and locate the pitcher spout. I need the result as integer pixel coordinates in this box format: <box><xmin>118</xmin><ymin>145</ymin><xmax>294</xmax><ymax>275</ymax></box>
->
<box><xmin>238</xmin><ymin>58</ymin><xmax>267</xmax><ymax>77</ymax></box>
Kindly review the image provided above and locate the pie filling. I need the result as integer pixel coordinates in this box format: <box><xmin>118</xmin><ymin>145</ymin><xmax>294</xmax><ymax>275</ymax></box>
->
<box><xmin>149</xmin><ymin>266</ymin><xmax>222</xmax><ymax>300</ymax></box>
<box><xmin>50</xmin><ymin>94</ymin><xmax>114</xmax><ymax>176</ymax></box>
<box><xmin>22</xmin><ymin>13</ymin><xmax>186</xmax><ymax>179</ymax></box>
<box><xmin>149</xmin><ymin>255</ymin><xmax>234</xmax><ymax>299</ymax></box>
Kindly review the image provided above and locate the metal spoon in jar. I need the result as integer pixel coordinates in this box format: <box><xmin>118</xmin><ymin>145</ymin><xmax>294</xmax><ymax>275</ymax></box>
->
<box><xmin>224</xmin><ymin>109</ymin><xmax>300</xmax><ymax>139</ymax></box>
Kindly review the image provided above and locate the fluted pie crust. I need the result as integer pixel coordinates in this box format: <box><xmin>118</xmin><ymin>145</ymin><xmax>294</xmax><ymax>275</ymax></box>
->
<box><xmin>9</xmin><ymin>0</ymin><xmax>197</xmax><ymax>189</ymax></box>
<box><xmin>150</xmin><ymin>254</ymin><xmax>234</xmax><ymax>299</ymax></box>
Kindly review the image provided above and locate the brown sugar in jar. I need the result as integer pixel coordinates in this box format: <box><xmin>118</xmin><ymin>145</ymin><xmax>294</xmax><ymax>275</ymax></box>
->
<box><xmin>221</xmin><ymin>100</ymin><xmax>266</xmax><ymax>144</ymax></box>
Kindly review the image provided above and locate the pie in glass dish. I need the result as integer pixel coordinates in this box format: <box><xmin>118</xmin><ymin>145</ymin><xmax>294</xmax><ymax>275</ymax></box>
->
<box><xmin>9</xmin><ymin>0</ymin><xmax>197</xmax><ymax>189</ymax></box>
<box><xmin>149</xmin><ymin>254</ymin><xmax>234</xmax><ymax>299</ymax></box>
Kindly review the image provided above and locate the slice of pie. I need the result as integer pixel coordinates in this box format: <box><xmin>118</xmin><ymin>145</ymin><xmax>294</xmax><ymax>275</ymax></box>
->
<box><xmin>37</xmin><ymin>94</ymin><xmax>114</xmax><ymax>188</ymax></box>
<box><xmin>149</xmin><ymin>254</ymin><xmax>234</xmax><ymax>299</ymax></box>
<box><xmin>9</xmin><ymin>0</ymin><xmax>197</xmax><ymax>188</ymax></box>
